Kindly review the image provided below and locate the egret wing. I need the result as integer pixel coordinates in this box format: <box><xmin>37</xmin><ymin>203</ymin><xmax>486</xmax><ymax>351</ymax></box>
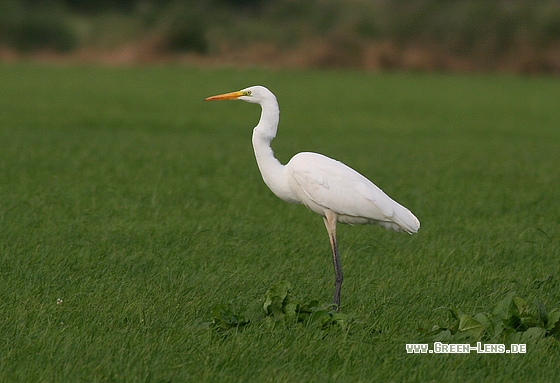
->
<box><xmin>286</xmin><ymin>152</ymin><xmax>395</xmax><ymax>221</ymax></box>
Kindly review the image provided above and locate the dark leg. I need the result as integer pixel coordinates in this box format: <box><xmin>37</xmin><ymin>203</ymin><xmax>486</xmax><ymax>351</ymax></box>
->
<box><xmin>323</xmin><ymin>212</ymin><xmax>343</xmax><ymax>311</ymax></box>
<box><xmin>330</xmin><ymin>232</ymin><xmax>343</xmax><ymax>309</ymax></box>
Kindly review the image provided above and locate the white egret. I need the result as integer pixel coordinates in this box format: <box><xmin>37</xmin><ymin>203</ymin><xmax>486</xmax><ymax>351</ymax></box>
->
<box><xmin>205</xmin><ymin>86</ymin><xmax>419</xmax><ymax>310</ymax></box>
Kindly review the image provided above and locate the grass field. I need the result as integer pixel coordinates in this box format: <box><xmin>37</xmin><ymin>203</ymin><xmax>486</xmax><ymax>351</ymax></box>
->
<box><xmin>1</xmin><ymin>64</ymin><xmax>559</xmax><ymax>382</ymax></box>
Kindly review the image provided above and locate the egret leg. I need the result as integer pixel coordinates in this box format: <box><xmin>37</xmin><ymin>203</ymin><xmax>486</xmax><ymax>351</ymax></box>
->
<box><xmin>323</xmin><ymin>211</ymin><xmax>343</xmax><ymax>311</ymax></box>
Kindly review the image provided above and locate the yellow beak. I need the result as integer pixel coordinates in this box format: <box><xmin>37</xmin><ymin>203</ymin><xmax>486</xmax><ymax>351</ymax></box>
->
<box><xmin>204</xmin><ymin>90</ymin><xmax>244</xmax><ymax>101</ymax></box>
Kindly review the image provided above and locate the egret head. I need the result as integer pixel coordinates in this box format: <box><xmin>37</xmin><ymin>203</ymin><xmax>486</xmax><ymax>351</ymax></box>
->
<box><xmin>205</xmin><ymin>85</ymin><xmax>275</xmax><ymax>105</ymax></box>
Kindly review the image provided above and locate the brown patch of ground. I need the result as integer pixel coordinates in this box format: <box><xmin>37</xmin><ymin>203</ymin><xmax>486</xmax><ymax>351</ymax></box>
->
<box><xmin>1</xmin><ymin>38</ymin><xmax>559</xmax><ymax>75</ymax></box>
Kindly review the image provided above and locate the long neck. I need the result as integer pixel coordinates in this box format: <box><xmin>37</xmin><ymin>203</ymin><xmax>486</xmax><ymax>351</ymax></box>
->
<box><xmin>251</xmin><ymin>99</ymin><xmax>295</xmax><ymax>202</ymax></box>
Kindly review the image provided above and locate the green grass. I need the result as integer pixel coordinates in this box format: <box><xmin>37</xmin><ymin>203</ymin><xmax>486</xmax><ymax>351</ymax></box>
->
<box><xmin>1</xmin><ymin>64</ymin><xmax>559</xmax><ymax>382</ymax></box>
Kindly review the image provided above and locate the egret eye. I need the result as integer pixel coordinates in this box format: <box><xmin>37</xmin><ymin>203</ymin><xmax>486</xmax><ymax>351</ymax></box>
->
<box><xmin>244</xmin><ymin>90</ymin><xmax>252</xmax><ymax>96</ymax></box>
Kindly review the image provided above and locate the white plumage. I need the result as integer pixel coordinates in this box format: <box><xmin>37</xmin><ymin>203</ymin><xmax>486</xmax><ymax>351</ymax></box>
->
<box><xmin>286</xmin><ymin>152</ymin><xmax>419</xmax><ymax>232</ymax></box>
<box><xmin>205</xmin><ymin>85</ymin><xmax>419</xmax><ymax>309</ymax></box>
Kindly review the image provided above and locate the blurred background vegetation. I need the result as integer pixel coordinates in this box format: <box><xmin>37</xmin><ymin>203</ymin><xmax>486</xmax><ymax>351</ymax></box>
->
<box><xmin>0</xmin><ymin>0</ymin><xmax>559</xmax><ymax>73</ymax></box>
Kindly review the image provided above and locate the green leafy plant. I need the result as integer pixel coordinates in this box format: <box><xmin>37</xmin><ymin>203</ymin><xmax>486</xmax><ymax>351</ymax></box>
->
<box><xmin>209</xmin><ymin>281</ymin><xmax>353</xmax><ymax>334</ymax></box>
<box><xmin>262</xmin><ymin>281</ymin><xmax>353</xmax><ymax>331</ymax></box>
<box><xmin>423</xmin><ymin>292</ymin><xmax>560</xmax><ymax>344</ymax></box>
<box><xmin>209</xmin><ymin>302</ymin><xmax>250</xmax><ymax>334</ymax></box>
